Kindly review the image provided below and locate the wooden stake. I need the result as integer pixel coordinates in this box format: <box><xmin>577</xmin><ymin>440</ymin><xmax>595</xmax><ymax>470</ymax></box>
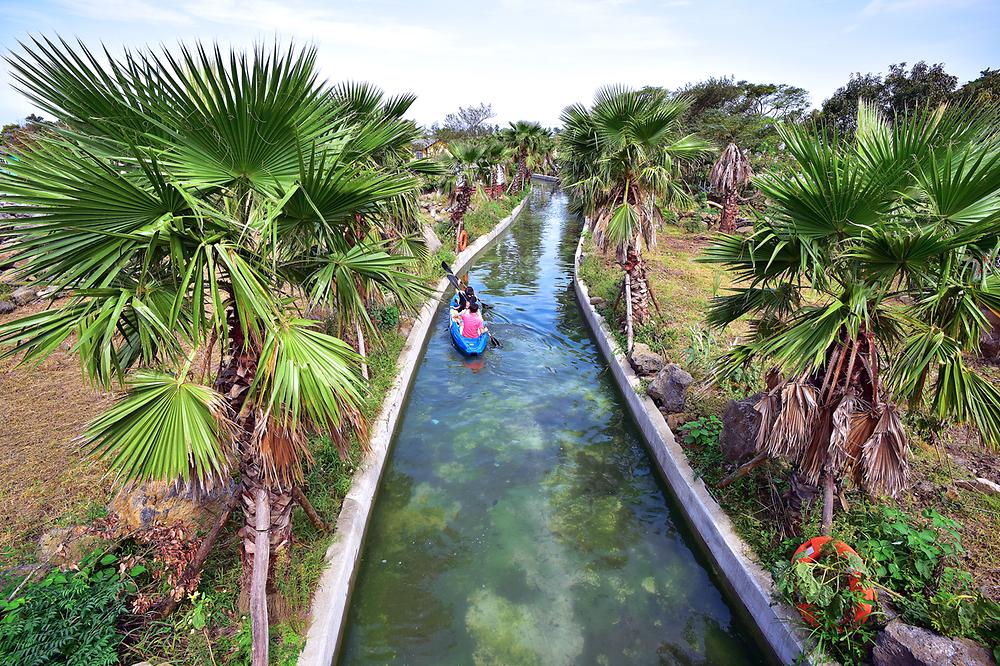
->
<box><xmin>624</xmin><ymin>273</ymin><xmax>634</xmax><ymax>353</ymax></box>
<box><xmin>717</xmin><ymin>451</ymin><xmax>768</xmax><ymax>488</ymax></box>
<box><xmin>250</xmin><ymin>489</ymin><xmax>270</xmax><ymax>666</ymax></box>
<box><xmin>292</xmin><ymin>485</ymin><xmax>327</xmax><ymax>532</ymax></box>
<box><xmin>355</xmin><ymin>318</ymin><xmax>369</xmax><ymax>381</ymax></box>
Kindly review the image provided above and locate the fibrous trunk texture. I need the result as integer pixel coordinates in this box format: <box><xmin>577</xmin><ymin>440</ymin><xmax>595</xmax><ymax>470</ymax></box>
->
<box><xmin>516</xmin><ymin>157</ymin><xmax>529</xmax><ymax>191</ymax></box>
<box><xmin>623</xmin><ymin>248</ymin><xmax>650</xmax><ymax>326</ymax></box>
<box><xmin>719</xmin><ymin>189</ymin><xmax>739</xmax><ymax>233</ymax></box>
<box><xmin>451</xmin><ymin>182</ymin><xmax>473</xmax><ymax>224</ymax></box>
<box><xmin>215</xmin><ymin>311</ymin><xmax>293</xmax><ymax>618</ymax></box>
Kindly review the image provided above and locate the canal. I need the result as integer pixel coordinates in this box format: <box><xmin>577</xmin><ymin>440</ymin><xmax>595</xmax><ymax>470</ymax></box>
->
<box><xmin>339</xmin><ymin>183</ymin><xmax>767</xmax><ymax>665</ymax></box>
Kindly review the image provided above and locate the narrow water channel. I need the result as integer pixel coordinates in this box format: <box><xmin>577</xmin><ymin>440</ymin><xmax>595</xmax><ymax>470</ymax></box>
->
<box><xmin>339</xmin><ymin>184</ymin><xmax>768</xmax><ymax>665</ymax></box>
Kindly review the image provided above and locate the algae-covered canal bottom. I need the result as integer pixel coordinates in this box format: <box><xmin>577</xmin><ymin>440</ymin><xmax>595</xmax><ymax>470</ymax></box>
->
<box><xmin>338</xmin><ymin>184</ymin><xmax>769</xmax><ymax>665</ymax></box>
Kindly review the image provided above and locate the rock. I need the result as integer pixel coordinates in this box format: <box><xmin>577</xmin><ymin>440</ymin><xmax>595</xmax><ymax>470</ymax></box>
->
<box><xmin>955</xmin><ymin>477</ymin><xmax>1000</xmax><ymax>496</ymax></box>
<box><xmin>646</xmin><ymin>364</ymin><xmax>693</xmax><ymax>414</ymax></box>
<box><xmin>735</xmin><ymin>225</ymin><xmax>755</xmax><ymax>234</ymax></box>
<box><xmin>666</xmin><ymin>413</ymin><xmax>688</xmax><ymax>430</ymax></box>
<box><xmin>36</xmin><ymin>285</ymin><xmax>61</xmax><ymax>299</ymax></box>
<box><xmin>720</xmin><ymin>393</ymin><xmax>763</xmax><ymax>464</ymax></box>
<box><xmin>589</xmin><ymin>296</ymin><xmax>606</xmax><ymax>307</ymax></box>
<box><xmin>38</xmin><ymin>526</ymin><xmax>108</xmax><ymax>567</ymax></box>
<box><xmin>10</xmin><ymin>284</ymin><xmax>38</xmax><ymax>306</ymax></box>
<box><xmin>111</xmin><ymin>480</ymin><xmax>236</xmax><ymax>533</ymax></box>
<box><xmin>0</xmin><ymin>301</ymin><xmax>14</xmax><ymax>315</ymax></box>
<box><xmin>872</xmin><ymin>619</ymin><xmax>995</xmax><ymax>666</ymax></box>
<box><xmin>629</xmin><ymin>342</ymin><xmax>664</xmax><ymax>377</ymax></box>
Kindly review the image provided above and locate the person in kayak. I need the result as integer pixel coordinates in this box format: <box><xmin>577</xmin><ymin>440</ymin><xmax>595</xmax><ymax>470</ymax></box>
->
<box><xmin>460</xmin><ymin>302</ymin><xmax>487</xmax><ymax>338</ymax></box>
<box><xmin>456</xmin><ymin>285</ymin><xmax>478</xmax><ymax>312</ymax></box>
<box><xmin>450</xmin><ymin>285</ymin><xmax>478</xmax><ymax>326</ymax></box>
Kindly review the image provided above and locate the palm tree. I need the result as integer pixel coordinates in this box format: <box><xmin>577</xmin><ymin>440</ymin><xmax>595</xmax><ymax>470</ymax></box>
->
<box><xmin>0</xmin><ymin>40</ymin><xmax>429</xmax><ymax>664</ymax></box>
<box><xmin>702</xmin><ymin>100</ymin><xmax>1000</xmax><ymax>535</ymax></box>
<box><xmin>560</xmin><ymin>87</ymin><xmax>714</xmax><ymax>329</ymax></box>
<box><xmin>710</xmin><ymin>142</ymin><xmax>753</xmax><ymax>233</ymax></box>
<box><xmin>479</xmin><ymin>136</ymin><xmax>509</xmax><ymax>196</ymax></box>
<box><xmin>448</xmin><ymin>141</ymin><xmax>485</xmax><ymax>249</ymax></box>
<box><xmin>503</xmin><ymin>120</ymin><xmax>550</xmax><ymax>191</ymax></box>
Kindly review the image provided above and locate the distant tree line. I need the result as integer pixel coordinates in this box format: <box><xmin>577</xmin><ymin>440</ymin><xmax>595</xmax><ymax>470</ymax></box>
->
<box><xmin>818</xmin><ymin>62</ymin><xmax>999</xmax><ymax>135</ymax></box>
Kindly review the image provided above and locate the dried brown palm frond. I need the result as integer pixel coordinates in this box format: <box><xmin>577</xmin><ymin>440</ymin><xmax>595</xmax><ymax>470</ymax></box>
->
<box><xmin>765</xmin><ymin>381</ymin><xmax>818</xmax><ymax>460</ymax></box>
<box><xmin>861</xmin><ymin>404</ymin><xmax>909</xmax><ymax>497</ymax></box>
<box><xmin>800</xmin><ymin>407</ymin><xmax>832</xmax><ymax>485</ymax></box>
<box><xmin>253</xmin><ymin>413</ymin><xmax>311</xmax><ymax>487</ymax></box>
<box><xmin>827</xmin><ymin>391</ymin><xmax>858</xmax><ymax>474</ymax></box>
<box><xmin>845</xmin><ymin>410</ymin><xmax>878</xmax><ymax>487</ymax></box>
<box><xmin>709</xmin><ymin>143</ymin><xmax>753</xmax><ymax>195</ymax></box>
<box><xmin>753</xmin><ymin>387</ymin><xmax>781</xmax><ymax>452</ymax></box>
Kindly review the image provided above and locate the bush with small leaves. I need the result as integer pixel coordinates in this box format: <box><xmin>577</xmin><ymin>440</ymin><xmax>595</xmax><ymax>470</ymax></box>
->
<box><xmin>0</xmin><ymin>551</ymin><xmax>138</xmax><ymax>666</ymax></box>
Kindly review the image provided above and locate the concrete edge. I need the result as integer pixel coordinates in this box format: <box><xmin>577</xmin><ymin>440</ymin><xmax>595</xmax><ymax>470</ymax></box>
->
<box><xmin>530</xmin><ymin>172</ymin><xmax>559</xmax><ymax>183</ymax></box>
<box><xmin>572</xmin><ymin>231</ymin><xmax>812</xmax><ymax>666</ymax></box>
<box><xmin>298</xmin><ymin>194</ymin><xmax>531</xmax><ymax>666</ymax></box>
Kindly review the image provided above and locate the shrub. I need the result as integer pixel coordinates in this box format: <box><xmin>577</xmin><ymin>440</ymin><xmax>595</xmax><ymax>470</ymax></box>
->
<box><xmin>0</xmin><ymin>552</ymin><xmax>138</xmax><ymax>666</ymax></box>
<box><xmin>684</xmin><ymin>325</ymin><xmax>718</xmax><ymax>376</ymax></box>
<box><xmin>370</xmin><ymin>304</ymin><xmax>400</xmax><ymax>329</ymax></box>
<box><xmin>678</xmin><ymin>415</ymin><xmax>723</xmax><ymax>449</ymax></box>
<box><xmin>856</xmin><ymin>507</ymin><xmax>999</xmax><ymax>642</ymax></box>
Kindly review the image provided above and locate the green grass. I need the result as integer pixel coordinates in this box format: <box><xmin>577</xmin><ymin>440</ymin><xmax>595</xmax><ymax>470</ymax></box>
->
<box><xmin>463</xmin><ymin>186</ymin><xmax>529</xmax><ymax>244</ymax></box>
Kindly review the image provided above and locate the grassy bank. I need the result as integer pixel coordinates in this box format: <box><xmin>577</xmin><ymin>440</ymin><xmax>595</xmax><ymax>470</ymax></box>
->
<box><xmin>433</xmin><ymin>185</ymin><xmax>529</xmax><ymax>252</ymax></box>
<box><xmin>578</xmin><ymin>222</ymin><xmax>1000</xmax><ymax>661</ymax></box>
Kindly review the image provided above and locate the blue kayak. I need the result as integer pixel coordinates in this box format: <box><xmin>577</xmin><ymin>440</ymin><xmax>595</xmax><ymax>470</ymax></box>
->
<box><xmin>448</xmin><ymin>294</ymin><xmax>489</xmax><ymax>355</ymax></box>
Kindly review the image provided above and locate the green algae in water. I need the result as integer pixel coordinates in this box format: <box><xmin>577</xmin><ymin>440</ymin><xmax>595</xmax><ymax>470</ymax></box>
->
<box><xmin>339</xmin><ymin>185</ymin><xmax>769</xmax><ymax>665</ymax></box>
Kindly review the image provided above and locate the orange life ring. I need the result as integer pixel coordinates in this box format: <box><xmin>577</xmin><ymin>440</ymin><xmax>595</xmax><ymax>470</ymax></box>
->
<box><xmin>457</xmin><ymin>229</ymin><xmax>468</xmax><ymax>252</ymax></box>
<box><xmin>792</xmin><ymin>537</ymin><xmax>876</xmax><ymax>627</ymax></box>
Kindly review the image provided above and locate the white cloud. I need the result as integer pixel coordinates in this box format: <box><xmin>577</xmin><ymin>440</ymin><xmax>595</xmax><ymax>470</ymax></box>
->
<box><xmin>861</xmin><ymin>0</ymin><xmax>980</xmax><ymax>15</ymax></box>
<box><xmin>53</xmin><ymin>0</ymin><xmax>192</xmax><ymax>24</ymax></box>
<box><xmin>52</xmin><ymin>0</ymin><xmax>449</xmax><ymax>51</ymax></box>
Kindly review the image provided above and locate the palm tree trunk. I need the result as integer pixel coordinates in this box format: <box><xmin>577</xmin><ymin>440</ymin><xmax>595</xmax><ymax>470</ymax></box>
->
<box><xmin>516</xmin><ymin>155</ymin><xmax>528</xmax><ymax>191</ymax></box>
<box><xmin>820</xmin><ymin>467</ymin><xmax>835</xmax><ymax>536</ymax></box>
<box><xmin>624</xmin><ymin>273</ymin><xmax>634</xmax><ymax>352</ymax></box>
<box><xmin>623</xmin><ymin>248</ymin><xmax>650</xmax><ymax>326</ymax></box>
<box><xmin>216</xmin><ymin>312</ymin><xmax>294</xmax><ymax>627</ymax></box>
<box><xmin>451</xmin><ymin>182</ymin><xmax>473</xmax><ymax>224</ymax></box>
<box><xmin>250</xmin><ymin>488</ymin><xmax>270</xmax><ymax>666</ymax></box>
<box><xmin>719</xmin><ymin>189</ymin><xmax>739</xmax><ymax>233</ymax></box>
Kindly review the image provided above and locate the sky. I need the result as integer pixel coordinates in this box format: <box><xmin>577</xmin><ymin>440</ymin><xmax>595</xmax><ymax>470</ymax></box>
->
<box><xmin>0</xmin><ymin>0</ymin><xmax>997</xmax><ymax>128</ymax></box>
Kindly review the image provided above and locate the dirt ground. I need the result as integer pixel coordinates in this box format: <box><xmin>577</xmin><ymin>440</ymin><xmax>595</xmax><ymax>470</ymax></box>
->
<box><xmin>0</xmin><ymin>298</ymin><xmax>115</xmax><ymax>564</ymax></box>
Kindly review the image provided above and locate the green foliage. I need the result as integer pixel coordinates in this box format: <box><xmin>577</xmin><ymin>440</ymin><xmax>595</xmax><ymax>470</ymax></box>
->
<box><xmin>0</xmin><ymin>552</ymin><xmax>136</xmax><ymax>666</ymax></box>
<box><xmin>856</xmin><ymin>507</ymin><xmax>962</xmax><ymax>593</ymax></box>
<box><xmin>853</xmin><ymin>506</ymin><xmax>998</xmax><ymax>643</ymax></box>
<box><xmin>675</xmin><ymin>76</ymin><xmax>808</xmax><ymax>184</ymax></box>
<box><xmin>559</xmin><ymin>87</ymin><xmax>713</xmax><ymax>258</ymax></box>
<box><xmin>927</xmin><ymin>568</ymin><xmax>999</xmax><ymax>641</ymax></box>
<box><xmin>773</xmin><ymin>542</ymin><xmax>877</xmax><ymax>664</ymax></box>
<box><xmin>684</xmin><ymin>325</ymin><xmax>718</xmax><ymax>376</ymax></box>
<box><xmin>370</xmin><ymin>304</ymin><xmax>400</xmax><ymax>329</ymax></box>
<box><xmin>820</xmin><ymin>61</ymin><xmax>959</xmax><ymax>136</ymax></box>
<box><xmin>702</xmin><ymin>100</ymin><xmax>1000</xmax><ymax>451</ymax></box>
<box><xmin>678</xmin><ymin>415</ymin><xmax>723</xmax><ymax>449</ymax></box>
